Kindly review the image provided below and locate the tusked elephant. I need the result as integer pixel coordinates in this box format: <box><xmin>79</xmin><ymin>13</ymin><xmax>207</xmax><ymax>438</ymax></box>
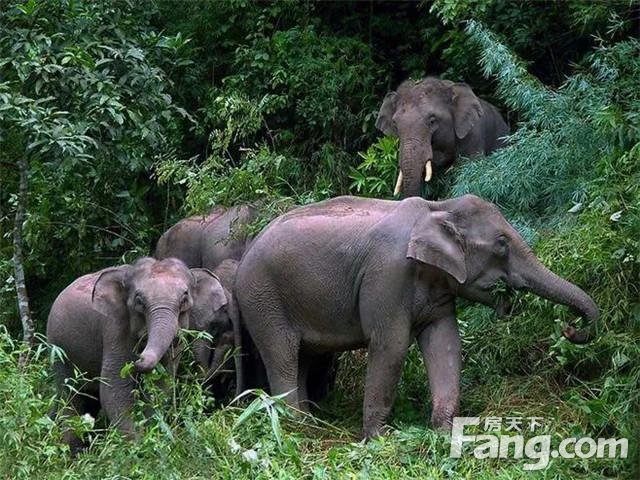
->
<box><xmin>235</xmin><ymin>195</ymin><xmax>598</xmax><ymax>438</ymax></box>
<box><xmin>376</xmin><ymin>77</ymin><xmax>509</xmax><ymax>197</ymax></box>
<box><xmin>47</xmin><ymin>257</ymin><xmax>237</xmax><ymax>448</ymax></box>
<box><xmin>155</xmin><ymin>205</ymin><xmax>256</xmax><ymax>269</ymax></box>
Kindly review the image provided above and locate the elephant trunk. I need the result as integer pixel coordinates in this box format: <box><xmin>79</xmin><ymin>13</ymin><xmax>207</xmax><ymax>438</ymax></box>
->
<box><xmin>517</xmin><ymin>254</ymin><xmax>598</xmax><ymax>344</ymax></box>
<box><xmin>229</xmin><ymin>295</ymin><xmax>244</xmax><ymax>397</ymax></box>
<box><xmin>203</xmin><ymin>331</ymin><xmax>234</xmax><ymax>384</ymax></box>
<box><xmin>398</xmin><ymin>136</ymin><xmax>433</xmax><ymax>198</ymax></box>
<box><xmin>193</xmin><ymin>338</ymin><xmax>213</xmax><ymax>371</ymax></box>
<box><xmin>135</xmin><ymin>306</ymin><xmax>180</xmax><ymax>372</ymax></box>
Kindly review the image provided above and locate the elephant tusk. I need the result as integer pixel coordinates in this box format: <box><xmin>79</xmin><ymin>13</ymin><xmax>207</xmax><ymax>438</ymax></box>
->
<box><xmin>393</xmin><ymin>170</ymin><xmax>403</xmax><ymax>196</ymax></box>
<box><xmin>424</xmin><ymin>160</ymin><xmax>433</xmax><ymax>182</ymax></box>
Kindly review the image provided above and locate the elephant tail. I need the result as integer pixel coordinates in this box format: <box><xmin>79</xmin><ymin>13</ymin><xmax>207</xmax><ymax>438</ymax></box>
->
<box><xmin>229</xmin><ymin>294</ymin><xmax>244</xmax><ymax>397</ymax></box>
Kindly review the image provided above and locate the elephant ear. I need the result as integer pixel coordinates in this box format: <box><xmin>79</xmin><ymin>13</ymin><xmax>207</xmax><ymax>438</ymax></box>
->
<box><xmin>406</xmin><ymin>211</ymin><xmax>467</xmax><ymax>284</ymax></box>
<box><xmin>452</xmin><ymin>83</ymin><xmax>484</xmax><ymax>140</ymax></box>
<box><xmin>191</xmin><ymin>268</ymin><xmax>228</xmax><ymax>314</ymax></box>
<box><xmin>91</xmin><ymin>266</ymin><xmax>130</xmax><ymax>317</ymax></box>
<box><xmin>375</xmin><ymin>91</ymin><xmax>398</xmax><ymax>136</ymax></box>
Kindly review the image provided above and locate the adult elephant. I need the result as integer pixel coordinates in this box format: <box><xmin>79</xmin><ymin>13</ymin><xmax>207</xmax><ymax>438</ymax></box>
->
<box><xmin>47</xmin><ymin>257</ymin><xmax>236</xmax><ymax>448</ymax></box>
<box><xmin>235</xmin><ymin>195</ymin><xmax>598</xmax><ymax>438</ymax></box>
<box><xmin>376</xmin><ymin>77</ymin><xmax>509</xmax><ymax>197</ymax></box>
<box><xmin>155</xmin><ymin>205</ymin><xmax>256</xmax><ymax>269</ymax></box>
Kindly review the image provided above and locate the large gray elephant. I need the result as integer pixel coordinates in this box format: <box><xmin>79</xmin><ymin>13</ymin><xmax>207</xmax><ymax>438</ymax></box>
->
<box><xmin>155</xmin><ymin>205</ymin><xmax>256</xmax><ymax>269</ymax></box>
<box><xmin>235</xmin><ymin>195</ymin><xmax>598</xmax><ymax>438</ymax></box>
<box><xmin>376</xmin><ymin>77</ymin><xmax>509</xmax><ymax>197</ymax></box>
<box><xmin>47</xmin><ymin>257</ymin><xmax>234</xmax><ymax>448</ymax></box>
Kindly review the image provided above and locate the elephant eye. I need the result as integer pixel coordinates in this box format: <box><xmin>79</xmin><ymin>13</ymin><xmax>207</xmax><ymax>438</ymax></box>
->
<box><xmin>427</xmin><ymin>116</ymin><xmax>437</xmax><ymax>125</ymax></box>
<box><xmin>134</xmin><ymin>294</ymin><xmax>145</xmax><ymax>309</ymax></box>
<box><xmin>495</xmin><ymin>236</ymin><xmax>509</xmax><ymax>256</ymax></box>
<box><xmin>181</xmin><ymin>291</ymin><xmax>189</xmax><ymax>304</ymax></box>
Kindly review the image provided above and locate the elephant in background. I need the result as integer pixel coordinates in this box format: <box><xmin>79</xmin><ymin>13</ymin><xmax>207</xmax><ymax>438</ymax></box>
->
<box><xmin>376</xmin><ymin>77</ymin><xmax>509</xmax><ymax>197</ymax></box>
<box><xmin>235</xmin><ymin>195</ymin><xmax>597</xmax><ymax>438</ymax></box>
<box><xmin>155</xmin><ymin>204</ymin><xmax>256</xmax><ymax>269</ymax></box>
<box><xmin>47</xmin><ymin>257</ymin><xmax>236</xmax><ymax>448</ymax></box>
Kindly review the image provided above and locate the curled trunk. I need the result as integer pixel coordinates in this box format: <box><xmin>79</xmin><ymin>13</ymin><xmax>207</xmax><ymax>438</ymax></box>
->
<box><xmin>135</xmin><ymin>307</ymin><xmax>180</xmax><ymax>372</ymax></box>
<box><xmin>193</xmin><ymin>338</ymin><xmax>213</xmax><ymax>372</ymax></box>
<box><xmin>520</xmin><ymin>259</ymin><xmax>598</xmax><ymax>344</ymax></box>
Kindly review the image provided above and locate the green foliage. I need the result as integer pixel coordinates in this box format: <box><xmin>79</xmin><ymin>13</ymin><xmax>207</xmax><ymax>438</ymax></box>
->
<box><xmin>0</xmin><ymin>0</ymin><xmax>639</xmax><ymax>478</ymax></box>
<box><xmin>349</xmin><ymin>136</ymin><xmax>399</xmax><ymax>198</ymax></box>
<box><xmin>451</xmin><ymin>22</ymin><xmax>640</xmax><ymax>224</ymax></box>
<box><xmin>152</xmin><ymin>0</ymin><xmax>384</xmax><ymax>216</ymax></box>
<box><xmin>0</xmin><ymin>0</ymin><xmax>190</xmax><ymax>330</ymax></box>
<box><xmin>432</xmin><ymin>0</ymin><xmax>639</xmax><ymax>88</ymax></box>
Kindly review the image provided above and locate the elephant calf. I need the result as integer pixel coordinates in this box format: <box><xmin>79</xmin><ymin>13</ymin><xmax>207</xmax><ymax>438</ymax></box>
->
<box><xmin>235</xmin><ymin>195</ymin><xmax>598</xmax><ymax>438</ymax></box>
<box><xmin>47</xmin><ymin>257</ymin><xmax>235</xmax><ymax>448</ymax></box>
<box><xmin>195</xmin><ymin>259</ymin><xmax>243</xmax><ymax>400</ymax></box>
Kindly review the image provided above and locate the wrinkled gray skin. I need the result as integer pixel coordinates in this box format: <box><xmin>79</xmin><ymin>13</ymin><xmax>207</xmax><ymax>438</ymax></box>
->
<box><xmin>236</xmin><ymin>195</ymin><xmax>598</xmax><ymax>438</ymax></box>
<box><xmin>155</xmin><ymin>205</ymin><xmax>256</xmax><ymax>269</ymax></box>
<box><xmin>47</xmin><ymin>257</ymin><xmax>228</xmax><ymax>448</ymax></box>
<box><xmin>376</xmin><ymin>77</ymin><xmax>509</xmax><ymax>197</ymax></box>
<box><xmin>156</xmin><ymin>209</ymin><xmax>338</xmax><ymax>404</ymax></box>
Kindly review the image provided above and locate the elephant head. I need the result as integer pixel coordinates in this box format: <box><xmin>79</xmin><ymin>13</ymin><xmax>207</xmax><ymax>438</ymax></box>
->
<box><xmin>406</xmin><ymin>195</ymin><xmax>598</xmax><ymax>343</ymax></box>
<box><xmin>188</xmin><ymin>267</ymin><xmax>244</xmax><ymax>397</ymax></box>
<box><xmin>91</xmin><ymin>257</ymin><xmax>205</xmax><ymax>372</ymax></box>
<box><xmin>376</xmin><ymin>78</ymin><xmax>483</xmax><ymax>198</ymax></box>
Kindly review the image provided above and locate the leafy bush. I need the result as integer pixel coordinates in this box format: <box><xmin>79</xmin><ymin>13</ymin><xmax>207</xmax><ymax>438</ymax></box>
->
<box><xmin>349</xmin><ymin>136</ymin><xmax>398</xmax><ymax>198</ymax></box>
<box><xmin>0</xmin><ymin>0</ymin><xmax>190</xmax><ymax>331</ymax></box>
<box><xmin>451</xmin><ymin>23</ymin><xmax>640</xmax><ymax>224</ymax></box>
<box><xmin>0</xmin><ymin>1</ymin><xmax>638</xmax><ymax>478</ymax></box>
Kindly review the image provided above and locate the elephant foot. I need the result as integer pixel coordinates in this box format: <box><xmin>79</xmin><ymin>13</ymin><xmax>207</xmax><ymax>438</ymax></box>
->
<box><xmin>430</xmin><ymin>399</ymin><xmax>458</xmax><ymax>431</ymax></box>
<box><xmin>63</xmin><ymin>429</ymin><xmax>88</xmax><ymax>456</ymax></box>
<box><xmin>362</xmin><ymin>418</ymin><xmax>391</xmax><ymax>440</ymax></box>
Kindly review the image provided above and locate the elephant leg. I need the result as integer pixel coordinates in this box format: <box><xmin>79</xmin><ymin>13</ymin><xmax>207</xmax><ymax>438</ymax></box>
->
<box><xmin>100</xmin><ymin>348</ymin><xmax>138</xmax><ymax>439</ymax></box>
<box><xmin>256</xmin><ymin>325</ymin><xmax>301</xmax><ymax>409</ymax></box>
<box><xmin>306</xmin><ymin>353</ymin><xmax>338</xmax><ymax>405</ymax></box>
<box><xmin>362</xmin><ymin>325</ymin><xmax>412</xmax><ymax>439</ymax></box>
<box><xmin>51</xmin><ymin>360</ymin><xmax>90</xmax><ymax>452</ymax></box>
<box><xmin>417</xmin><ymin>314</ymin><xmax>461</xmax><ymax>431</ymax></box>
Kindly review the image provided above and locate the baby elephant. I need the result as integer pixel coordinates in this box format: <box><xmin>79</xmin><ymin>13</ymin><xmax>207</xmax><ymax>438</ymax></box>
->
<box><xmin>192</xmin><ymin>259</ymin><xmax>243</xmax><ymax>399</ymax></box>
<box><xmin>47</xmin><ymin>257</ymin><xmax>230</xmax><ymax>448</ymax></box>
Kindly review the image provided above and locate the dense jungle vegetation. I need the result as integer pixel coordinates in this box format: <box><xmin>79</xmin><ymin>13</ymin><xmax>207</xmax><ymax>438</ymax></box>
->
<box><xmin>0</xmin><ymin>0</ymin><xmax>639</xmax><ymax>478</ymax></box>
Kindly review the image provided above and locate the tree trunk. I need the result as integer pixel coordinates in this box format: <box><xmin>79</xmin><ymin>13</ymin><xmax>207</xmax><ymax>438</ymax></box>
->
<box><xmin>13</xmin><ymin>156</ymin><xmax>34</xmax><ymax>368</ymax></box>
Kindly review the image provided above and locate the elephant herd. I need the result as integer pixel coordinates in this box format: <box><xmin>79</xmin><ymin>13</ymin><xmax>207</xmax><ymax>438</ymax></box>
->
<box><xmin>46</xmin><ymin>77</ymin><xmax>598</xmax><ymax>450</ymax></box>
